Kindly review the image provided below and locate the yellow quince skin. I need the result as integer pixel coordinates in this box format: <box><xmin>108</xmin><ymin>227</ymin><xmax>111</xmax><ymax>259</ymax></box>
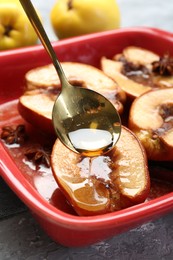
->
<box><xmin>50</xmin><ymin>0</ymin><xmax>120</xmax><ymax>39</ymax></box>
<box><xmin>0</xmin><ymin>0</ymin><xmax>39</xmax><ymax>50</ymax></box>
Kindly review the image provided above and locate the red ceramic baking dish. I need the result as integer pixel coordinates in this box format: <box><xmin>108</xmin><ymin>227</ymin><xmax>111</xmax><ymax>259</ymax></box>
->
<box><xmin>1</xmin><ymin>27</ymin><xmax>173</xmax><ymax>247</ymax></box>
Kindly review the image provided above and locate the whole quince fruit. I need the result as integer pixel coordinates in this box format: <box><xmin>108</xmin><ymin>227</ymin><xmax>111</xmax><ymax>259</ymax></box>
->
<box><xmin>0</xmin><ymin>0</ymin><xmax>39</xmax><ymax>50</ymax></box>
<box><xmin>50</xmin><ymin>0</ymin><xmax>120</xmax><ymax>39</ymax></box>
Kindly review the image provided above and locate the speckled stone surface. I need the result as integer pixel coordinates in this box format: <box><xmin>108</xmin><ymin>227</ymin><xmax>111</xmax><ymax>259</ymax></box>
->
<box><xmin>1</xmin><ymin>1</ymin><xmax>173</xmax><ymax>259</ymax></box>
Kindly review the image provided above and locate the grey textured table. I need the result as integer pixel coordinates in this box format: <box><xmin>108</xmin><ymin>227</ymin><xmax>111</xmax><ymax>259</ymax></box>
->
<box><xmin>1</xmin><ymin>1</ymin><xmax>173</xmax><ymax>259</ymax></box>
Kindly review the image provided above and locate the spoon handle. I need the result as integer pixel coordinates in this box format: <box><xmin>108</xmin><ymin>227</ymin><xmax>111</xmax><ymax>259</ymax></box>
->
<box><xmin>19</xmin><ymin>0</ymin><xmax>69</xmax><ymax>87</ymax></box>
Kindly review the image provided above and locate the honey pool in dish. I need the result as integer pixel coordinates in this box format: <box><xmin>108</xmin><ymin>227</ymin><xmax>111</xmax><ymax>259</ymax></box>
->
<box><xmin>1</xmin><ymin>99</ymin><xmax>173</xmax><ymax>216</ymax></box>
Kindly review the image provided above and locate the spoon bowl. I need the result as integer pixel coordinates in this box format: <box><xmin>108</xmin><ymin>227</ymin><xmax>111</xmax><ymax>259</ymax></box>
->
<box><xmin>19</xmin><ymin>0</ymin><xmax>121</xmax><ymax>155</ymax></box>
<box><xmin>53</xmin><ymin>84</ymin><xmax>121</xmax><ymax>156</ymax></box>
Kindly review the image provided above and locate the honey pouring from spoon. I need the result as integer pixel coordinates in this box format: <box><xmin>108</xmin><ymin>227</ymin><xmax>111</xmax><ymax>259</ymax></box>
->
<box><xmin>19</xmin><ymin>0</ymin><xmax>121</xmax><ymax>156</ymax></box>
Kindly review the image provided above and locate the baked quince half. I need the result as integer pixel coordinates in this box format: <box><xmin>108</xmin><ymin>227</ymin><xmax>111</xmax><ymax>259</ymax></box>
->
<box><xmin>51</xmin><ymin>126</ymin><xmax>150</xmax><ymax>216</ymax></box>
<box><xmin>129</xmin><ymin>88</ymin><xmax>173</xmax><ymax>161</ymax></box>
<box><xmin>18</xmin><ymin>62</ymin><xmax>126</xmax><ymax>134</ymax></box>
<box><xmin>101</xmin><ymin>46</ymin><xmax>173</xmax><ymax>100</ymax></box>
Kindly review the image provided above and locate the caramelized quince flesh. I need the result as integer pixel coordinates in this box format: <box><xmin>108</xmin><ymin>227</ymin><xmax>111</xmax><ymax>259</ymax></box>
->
<box><xmin>51</xmin><ymin>127</ymin><xmax>150</xmax><ymax>216</ymax></box>
<box><xmin>129</xmin><ymin>88</ymin><xmax>173</xmax><ymax>160</ymax></box>
<box><xmin>18</xmin><ymin>62</ymin><xmax>126</xmax><ymax>134</ymax></box>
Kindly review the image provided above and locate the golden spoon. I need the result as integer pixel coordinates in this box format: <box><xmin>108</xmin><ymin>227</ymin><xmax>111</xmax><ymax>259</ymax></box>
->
<box><xmin>19</xmin><ymin>0</ymin><xmax>121</xmax><ymax>156</ymax></box>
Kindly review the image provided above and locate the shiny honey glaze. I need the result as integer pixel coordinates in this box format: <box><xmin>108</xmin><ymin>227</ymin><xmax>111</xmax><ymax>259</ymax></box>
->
<box><xmin>68</xmin><ymin>128</ymin><xmax>120</xmax><ymax>156</ymax></box>
<box><xmin>1</xmin><ymin>100</ymin><xmax>173</xmax><ymax>216</ymax></box>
